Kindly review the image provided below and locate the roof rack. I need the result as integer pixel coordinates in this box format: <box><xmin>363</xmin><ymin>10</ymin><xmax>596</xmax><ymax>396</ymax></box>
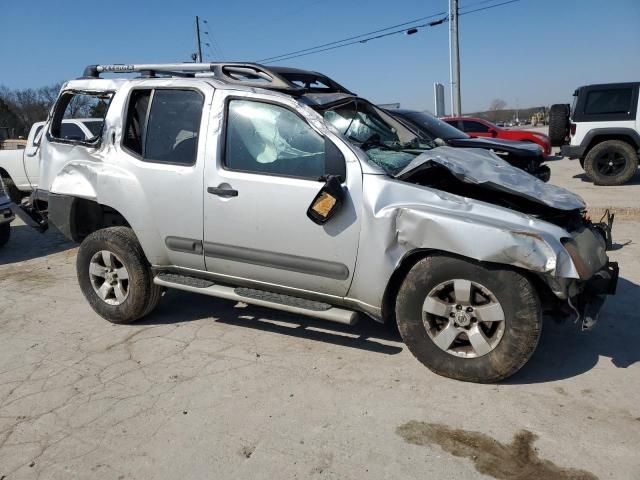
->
<box><xmin>80</xmin><ymin>62</ymin><xmax>348</xmax><ymax>95</ymax></box>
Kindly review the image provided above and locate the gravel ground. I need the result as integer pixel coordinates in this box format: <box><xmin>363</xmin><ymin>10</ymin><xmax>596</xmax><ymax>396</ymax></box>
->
<box><xmin>0</xmin><ymin>173</ymin><xmax>639</xmax><ymax>479</ymax></box>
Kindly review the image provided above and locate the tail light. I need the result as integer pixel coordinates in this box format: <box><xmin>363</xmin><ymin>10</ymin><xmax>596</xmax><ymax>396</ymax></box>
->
<box><xmin>570</xmin><ymin>123</ymin><xmax>576</xmax><ymax>136</ymax></box>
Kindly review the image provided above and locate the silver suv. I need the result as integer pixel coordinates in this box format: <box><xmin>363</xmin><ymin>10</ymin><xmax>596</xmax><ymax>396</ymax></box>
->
<box><xmin>32</xmin><ymin>63</ymin><xmax>618</xmax><ymax>382</ymax></box>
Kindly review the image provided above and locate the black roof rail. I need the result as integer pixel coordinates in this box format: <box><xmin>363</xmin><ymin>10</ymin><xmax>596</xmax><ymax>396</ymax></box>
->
<box><xmin>80</xmin><ymin>62</ymin><xmax>351</xmax><ymax>96</ymax></box>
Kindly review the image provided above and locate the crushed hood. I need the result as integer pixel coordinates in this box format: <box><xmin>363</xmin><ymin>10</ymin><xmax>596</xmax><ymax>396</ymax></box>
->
<box><xmin>396</xmin><ymin>146</ymin><xmax>585</xmax><ymax>211</ymax></box>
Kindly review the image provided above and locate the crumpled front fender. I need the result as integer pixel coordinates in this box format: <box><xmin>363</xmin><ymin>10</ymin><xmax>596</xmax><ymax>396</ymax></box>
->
<box><xmin>346</xmin><ymin>175</ymin><xmax>579</xmax><ymax>318</ymax></box>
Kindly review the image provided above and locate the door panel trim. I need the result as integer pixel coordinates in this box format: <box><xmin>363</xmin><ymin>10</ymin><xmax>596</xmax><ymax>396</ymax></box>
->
<box><xmin>165</xmin><ymin>236</ymin><xmax>203</xmax><ymax>254</ymax></box>
<box><xmin>203</xmin><ymin>241</ymin><xmax>350</xmax><ymax>280</ymax></box>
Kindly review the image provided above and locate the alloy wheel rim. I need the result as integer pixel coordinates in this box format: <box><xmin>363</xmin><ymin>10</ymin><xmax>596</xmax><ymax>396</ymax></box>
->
<box><xmin>89</xmin><ymin>250</ymin><xmax>130</xmax><ymax>306</ymax></box>
<box><xmin>595</xmin><ymin>151</ymin><xmax>627</xmax><ymax>176</ymax></box>
<box><xmin>422</xmin><ymin>279</ymin><xmax>506</xmax><ymax>358</ymax></box>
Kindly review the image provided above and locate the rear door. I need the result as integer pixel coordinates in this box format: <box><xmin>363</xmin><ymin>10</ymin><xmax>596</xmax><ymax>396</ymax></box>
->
<box><xmin>116</xmin><ymin>84</ymin><xmax>210</xmax><ymax>270</ymax></box>
<box><xmin>202</xmin><ymin>91</ymin><xmax>362</xmax><ymax>297</ymax></box>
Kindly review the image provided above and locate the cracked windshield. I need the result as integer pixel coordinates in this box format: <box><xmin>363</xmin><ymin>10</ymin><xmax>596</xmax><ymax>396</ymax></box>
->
<box><xmin>321</xmin><ymin>99</ymin><xmax>434</xmax><ymax>175</ymax></box>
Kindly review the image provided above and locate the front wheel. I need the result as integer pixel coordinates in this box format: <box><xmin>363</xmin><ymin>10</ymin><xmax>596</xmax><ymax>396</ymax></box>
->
<box><xmin>76</xmin><ymin>227</ymin><xmax>162</xmax><ymax>323</ymax></box>
<box><xmin>395</xmin><ymin>255</ymin><xmax>542</xmax><ymax>383</ymax></box>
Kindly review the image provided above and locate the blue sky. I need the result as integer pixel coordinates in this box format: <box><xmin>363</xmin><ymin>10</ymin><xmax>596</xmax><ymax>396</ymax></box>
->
<box><xmin>1</xmin><ymin>0</ymin><xmax>638</xmax><ymax>113</ymax></box>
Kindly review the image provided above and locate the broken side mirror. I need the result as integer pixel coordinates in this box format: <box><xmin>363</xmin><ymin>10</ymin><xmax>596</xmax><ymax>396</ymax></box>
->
<box><xmin>307</xmin><ymin>174</ymin><xmax>345</xmax><ymax>225</ymax></box>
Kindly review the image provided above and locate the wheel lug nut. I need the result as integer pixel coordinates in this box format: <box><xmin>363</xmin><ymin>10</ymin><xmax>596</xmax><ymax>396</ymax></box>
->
<box><xmin>466</xmin><ymin>307</ymin><xmax>473</xmax><ymax>313</ymax></box>
<box><xmin>456</xmin><ymin>305</ymin><xmax>462</xmax><ymax>311</ymax></box>
<box><xmin>450</xmin><ymin>312</ymin><xmax>455</xmax><ymax>318</ymax></box>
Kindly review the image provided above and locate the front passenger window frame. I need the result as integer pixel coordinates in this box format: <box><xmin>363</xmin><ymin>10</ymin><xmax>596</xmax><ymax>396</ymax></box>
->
<box><xmin>221</xmin><ymin>96</ymin><xmax>346</xmax><ymax>182</ymax></box>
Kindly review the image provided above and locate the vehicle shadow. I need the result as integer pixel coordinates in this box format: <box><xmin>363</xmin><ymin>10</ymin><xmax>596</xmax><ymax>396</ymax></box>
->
<box><xmin>139</xmin><ymin>289</ymin><xmax>404</xmax><ymax>356</ymax></box>
<box><xmin>572</xmin><ymin>171</ymin><xmax>640</xmax><ymax>185</ymax></box>
<box><xmin>507</xmin><ymin>276</ymin><xmax>640</xmax><ymax>384</ymax></box>
<box><xmin>141</xmin><ymin>275</ymin><xmax>640</xmax><ymax>376</ymax></box>
<box><xmin>0</xmin><ymin>224</ymin><xmax>74</xmax><ymax>265</ymax></box>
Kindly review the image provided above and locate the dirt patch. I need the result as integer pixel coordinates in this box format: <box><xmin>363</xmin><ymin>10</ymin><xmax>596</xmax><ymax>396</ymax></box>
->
<box><xmin>0</xmin><ymin>267</ymin><xmax>56</xmax><ymax>284</ymax></box>
<box><xmin>397</xmin><ymin>421</ymin><xmax>597</xmax><ymax>480</ymax></box>
<box><xmin>240</xmin><ymin>445</ymin><xmax>255</xmax><ymax>459</ymax></box>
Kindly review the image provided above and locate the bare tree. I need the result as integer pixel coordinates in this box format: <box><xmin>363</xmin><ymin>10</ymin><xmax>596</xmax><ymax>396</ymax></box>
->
<box><xmin>487</xmin><ymin>98</ymin><xmax>507</xmax><ymax>122</ymax></box>
<box><xmin>0</xmin><ymin>83</ymin><xmax>62</xmax><ymax>136</ymax></box>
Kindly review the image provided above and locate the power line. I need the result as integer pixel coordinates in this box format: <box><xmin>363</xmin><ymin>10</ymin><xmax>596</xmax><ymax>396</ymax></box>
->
<box><xmin>260</xmin><ymin>18</ymin><xmax>447</xmax><ymax>64</ymax></box>
<box><xmin>461</xmin><ymin>0</ymin><xmax>524</xmax><ymax>15</ymax></box>
<box><xmin>256</xmin><ymin>0</ymin><xmax>524</xmax><ymax>64</ymax></box>
<box><xmin>256</xmin><ymin>11</ymin><xmax>447</xmax><ymax>63</ymax></box>
<box><xmin>201</xmin><ymin>19</ymin><xmax>226</xmax><ymax>60</ymax></box>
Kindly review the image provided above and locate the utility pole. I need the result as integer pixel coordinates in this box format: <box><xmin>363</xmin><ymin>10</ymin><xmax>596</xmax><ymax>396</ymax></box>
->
<box><xmin>195</xmin><ymin>16</ymin><xmax>203</xmax><ymax>63</ymax></box>
<box><xmin>453</xmin><ymin>0</ymin><xmax>462</xmax><ymax>116</ymax></box>
<box><xmin>448</xmin><ymin>0</ymin><xmax>454</xmax><ymax>116</ymax></box>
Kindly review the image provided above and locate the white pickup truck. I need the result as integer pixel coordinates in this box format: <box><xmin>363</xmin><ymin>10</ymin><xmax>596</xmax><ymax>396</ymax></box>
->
<box><xmin>0</xmin><ymin>119</ymin><xmax>102</xmax><ymax>202</ymax></box>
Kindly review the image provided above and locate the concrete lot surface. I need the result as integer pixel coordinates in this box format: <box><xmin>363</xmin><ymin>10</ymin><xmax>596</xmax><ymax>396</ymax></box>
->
<box><xmin>1</xmin><ymin>157</ymin><xmax>639</xmax><ymax>479</ymax></box>
<box><xmin>547</xmin><ymin>153</ymin><xmax>640</xmax><ymax>217</ymax></box>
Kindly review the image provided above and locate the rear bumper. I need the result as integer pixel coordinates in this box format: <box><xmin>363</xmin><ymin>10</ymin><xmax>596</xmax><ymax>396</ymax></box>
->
<box><xmin>560</xmin><ymin>144</ymin><xmax>585</xmax><ymax>159</ymax></box>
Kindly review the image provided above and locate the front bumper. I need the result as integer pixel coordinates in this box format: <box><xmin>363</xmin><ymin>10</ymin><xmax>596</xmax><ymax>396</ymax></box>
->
<box><xmin>560</xmin><ymin>144</ymin><xmax>585</xmax><ymax>159</ymax></box>
<box><xmin>571</xmin><ymin>262</ymin><xmax>619</xmax><ymax>330</ymax></box>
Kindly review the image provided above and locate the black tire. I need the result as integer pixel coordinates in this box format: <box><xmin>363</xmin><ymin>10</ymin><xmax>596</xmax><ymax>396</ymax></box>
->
<box><xmin>583</xmin><ymin>140</ymin><xmax>639</xmax><ymax>186</ymax></box>
<box><xmin>0</xmin><ymin>223</ymin><xmax>10</xmax><ymax>248</ymax></box>
<box><xmin>0</xmin><ymin>176</ymin><xmax>25</xmax><ymax>204</ymax></box>
<box><xmin>395</xmin><ymin>255</ymin><xmax>542</xmax><ymax>383</ymax></box>
<box><xmin>76</xmin><ymin>227</ymin><xmax>162</xmax><ymax>323</ymax></box>
<box><xmin>548</xmin><ymin>104</ymin><xmax>570</xmax><ymax>147</ymax></box>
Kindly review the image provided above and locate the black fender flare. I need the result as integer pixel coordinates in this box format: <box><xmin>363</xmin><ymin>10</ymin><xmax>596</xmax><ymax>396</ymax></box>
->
<box><xmin>580</xmin><ymin>128</ymin><xmax>640</xmax><ymax>154</ymax></box>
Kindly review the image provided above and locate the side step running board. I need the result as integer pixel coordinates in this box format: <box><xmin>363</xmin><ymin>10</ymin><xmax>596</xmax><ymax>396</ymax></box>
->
<box><xmin>154</xmin><ymin>273</ymin><xmax>359</xmax><ymax>325</ymax></box>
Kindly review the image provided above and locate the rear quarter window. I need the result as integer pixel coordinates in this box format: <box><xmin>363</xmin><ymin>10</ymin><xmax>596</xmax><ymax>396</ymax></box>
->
<box><xmin>49</xmin><ymin>91</ymin><xmax>113</xmax><ymax>144</ymax></box>
<box><xmin>573</xmin><ymin>84</ymin><xmax>639</xmax><ymax>122</ymax></box>
<box><xmin>585</xmin><ymin>88</ymin><xmax>633</xmax><ymax>115</ymax></box>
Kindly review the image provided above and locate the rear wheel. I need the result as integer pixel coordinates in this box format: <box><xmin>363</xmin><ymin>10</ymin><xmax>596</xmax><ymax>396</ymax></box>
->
<box><xmin>76</xmin><ymin>227</ymin><xmax>162</xmax><ymax>323</ymax></box>
<box><xmin>548</xmin><ymin>104</ymin><xmax>570</xmax><ymax>147</ymax></box>
<box><xmin>0</xmin><ymin>223</ymin><xmax>10</xmax><ymax>247</ymax></box>
<box><xmin>583</xmin><ymin>140</ymin><xmax>638</xmax><ymax>186</ymax></box>
<box><xmin>395</xmin><ymin>255</ymin><xmax>542</xmax><ymax>383</ymax></box>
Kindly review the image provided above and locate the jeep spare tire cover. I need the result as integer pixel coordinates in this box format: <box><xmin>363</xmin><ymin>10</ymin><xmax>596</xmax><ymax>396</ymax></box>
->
<box><xmin>548</xmin><ymin>104</ymin><xmax>570</xmax><ymax>147</ymax></box>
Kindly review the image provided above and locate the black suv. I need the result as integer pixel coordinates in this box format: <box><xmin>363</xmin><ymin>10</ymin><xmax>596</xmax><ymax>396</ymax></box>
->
<box><xmin>390</xmin><ymin>109</ymin><xmax>551</xmax><ymax>182</ymax></box>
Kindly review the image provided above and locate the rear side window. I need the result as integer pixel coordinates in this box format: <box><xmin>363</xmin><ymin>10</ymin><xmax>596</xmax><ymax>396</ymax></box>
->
<box><xmin>584</xmin><ymin>88</ymin><xmax>633</xmax><ymax>115</ymax></box>
<box><xmin>460</xmin><ymin>120</ymin><xmax>490</xmax><ymax>133</ymax></box>
<box><xmin>49</xmin><ymin>91</ymin><xmax>112</xmax><ymax>143</ymax></box>
<box><xmin>123</xmin><ymin>89</ymin><xmax>204</xmax><ymax>165</ymax></box>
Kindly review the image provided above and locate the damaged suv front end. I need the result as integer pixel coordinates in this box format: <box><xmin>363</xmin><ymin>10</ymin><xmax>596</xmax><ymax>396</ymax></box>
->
<box><xmin>309</xmin><ymin>94</ymin><xmax>618</xmax><ymax>331</ymax></box>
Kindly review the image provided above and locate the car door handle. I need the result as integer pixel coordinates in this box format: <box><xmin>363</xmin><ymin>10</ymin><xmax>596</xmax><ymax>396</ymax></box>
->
<box><xmin>207</xmin><ymin>186</ymin><xmax>238</xmax><ymax>197</ymax></box>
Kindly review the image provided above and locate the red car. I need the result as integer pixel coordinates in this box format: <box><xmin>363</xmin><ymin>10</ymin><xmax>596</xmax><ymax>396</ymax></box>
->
<box><xmin>443</xmin><ymin>117</ymin><xmax>552</xmax><ymax>156</ymax></box>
